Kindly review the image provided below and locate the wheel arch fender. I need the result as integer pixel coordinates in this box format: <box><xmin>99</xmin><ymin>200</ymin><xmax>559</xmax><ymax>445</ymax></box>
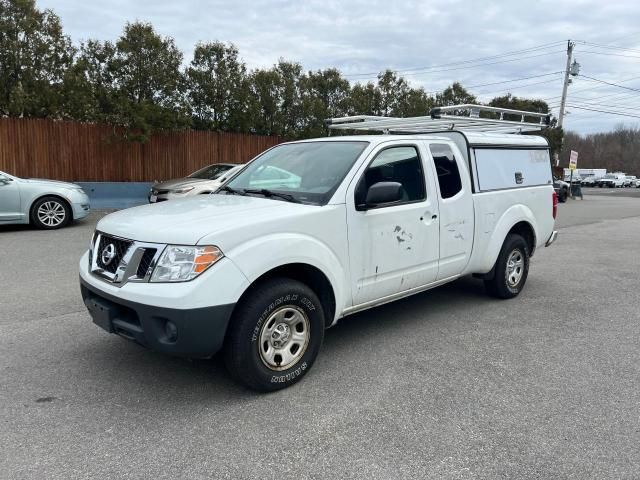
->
<box><xmin>28</xmin><ymin>193</ymin><xmax>72</xmax><ymax>222</ymax></box>
<box><xmin>225</xmin><ymin>233</ymin><xmax>347</xmax><ymax>326</ymax></box>
<box><xmin>479</xmin><ymin>204</ymin><xmax>538</xmax><ymax>274</ymax></box>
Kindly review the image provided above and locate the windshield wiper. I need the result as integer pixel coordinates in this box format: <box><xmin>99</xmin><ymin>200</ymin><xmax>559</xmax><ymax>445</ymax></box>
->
<box><xmin>219</xmin><ymin>185</ymin><xmax>247</xmax><ymax>196</ymax></box>
<box><xmin>244</xmin><ymin>188</ymin><xmax>301</xmax><ymax>203</ymax></box>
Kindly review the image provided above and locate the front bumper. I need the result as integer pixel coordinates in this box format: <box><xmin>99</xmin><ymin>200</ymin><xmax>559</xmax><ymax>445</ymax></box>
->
<box><xmin>72</xmin><ymin>202</ymin><xmax>91</xmax><ymax>220</ymax></box>
<box><xmin>80</xmin><ymin>278</ymin><xmax>235</xmax><ymax>358</ymax></box>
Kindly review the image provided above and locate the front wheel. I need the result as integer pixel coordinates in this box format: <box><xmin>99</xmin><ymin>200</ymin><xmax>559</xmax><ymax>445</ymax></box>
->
<box><xmin>224</xmin><ymin>277</ymin><xmax>325</xmax><ymax>391</ymax></box>
<box><xmin>484</xmin><ymin>234</ymin><xmax>530</xmax><ymax>299</ymax></box>
<box><xmin>30</xmin><ymin>196</ymin><xmax>71</xmax><ymax>229</ymax></box>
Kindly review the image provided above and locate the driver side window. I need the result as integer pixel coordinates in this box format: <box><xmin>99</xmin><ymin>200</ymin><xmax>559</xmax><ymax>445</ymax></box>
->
<box><xmin>355</xmin><ymin>146</ymin><xmax>426</xmax><ymax>207</ymax></box>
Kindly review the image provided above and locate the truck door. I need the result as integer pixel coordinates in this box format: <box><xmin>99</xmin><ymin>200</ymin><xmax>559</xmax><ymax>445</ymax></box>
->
<box><xmin>425</xmin><ymin>142</ymin><xmax>474</xmax><ymax>280</ymax></box>
<box><xmin>346</xmin><ymin>142</ymin><xmax>440</xmax><ymax>307</ymax></box>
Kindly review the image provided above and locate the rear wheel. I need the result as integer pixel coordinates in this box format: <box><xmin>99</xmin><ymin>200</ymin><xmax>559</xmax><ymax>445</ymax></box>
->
<box><xmin>223</xmin><ymin>277</ymin><xmax>325</xmax><ymax>391</ymax></box>
<box><xmin>558</xmin><ymin>188</ymin><xmax>568</xmax><ymax>203</ymax></box>
<box><xmin>484</xmin><ymin>234</ymin><xmax>530</xmax><ymax>299</ymax></box>
<box><xmin>30</xmin><ymin>196</ymin><xmax>71</xmax><ymax>229</ymax></box>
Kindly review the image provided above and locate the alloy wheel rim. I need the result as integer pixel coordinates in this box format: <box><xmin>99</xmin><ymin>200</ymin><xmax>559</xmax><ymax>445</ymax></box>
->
<box><xmin>506</xmin><ymin>249</ymin><xmax>524</xmax><ymax>287</ymax></box>
<box><xmin>259</xmin><ymin>306</ymin><xmax>310</xmax><ymax>371</ymax></box>
<box><xmin>37</xmin><ymin>201</ymin><xmax>66</xmax><ymax>227</ymax></box>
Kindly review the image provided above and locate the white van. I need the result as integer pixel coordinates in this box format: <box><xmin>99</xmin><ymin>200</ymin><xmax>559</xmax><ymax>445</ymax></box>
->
<box><xmin>80</xmin><ymin>105</ymin><xmax>558</xmax><ymax>391</ymax></box>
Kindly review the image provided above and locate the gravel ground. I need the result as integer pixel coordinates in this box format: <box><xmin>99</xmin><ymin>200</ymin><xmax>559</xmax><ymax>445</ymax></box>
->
<box><xmin>1</xmin><ymin>196</ymin><xmax>639</xmax><ymax>479</ymax></box>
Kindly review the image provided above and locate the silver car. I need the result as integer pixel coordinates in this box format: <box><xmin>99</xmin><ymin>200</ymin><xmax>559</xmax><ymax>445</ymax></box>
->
<box><xmin>149</xmin><ymin>163</ymin><xmax>244</xmax><ymax>203</ymax></box>
<box><xmin>0</xmin><ymin>170</ymin><xmax>90</xmax><ymax>229</ymax></box>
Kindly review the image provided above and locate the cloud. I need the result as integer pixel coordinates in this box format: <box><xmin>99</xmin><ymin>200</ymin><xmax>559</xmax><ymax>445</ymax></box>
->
<box><xmin>39</xmin><ymin>0</ymin><xmax>640</xmax><ymax>133</ymax></box>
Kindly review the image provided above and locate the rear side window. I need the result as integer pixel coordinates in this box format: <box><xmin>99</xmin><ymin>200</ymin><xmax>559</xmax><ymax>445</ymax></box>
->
<box><xmin>356</xmin><ymin>146</ymin><xmax>426</xmax><ymax>205</ymax></box>
<box><xmin>430</xmin><ymin>144</ymin><xmax>462</xmax><ymax>199</ymax></box>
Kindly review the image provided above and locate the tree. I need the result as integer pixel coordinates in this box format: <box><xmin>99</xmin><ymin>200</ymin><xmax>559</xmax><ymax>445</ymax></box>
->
<box><xmin>436</xmin><ymin>82</ymin><xmax>477</xmax><ymax>107</ymax></box>
<box><xmin>109</xmin><ymin>21</ymin><xmax>189</xmax><ymax>140</ymax></box>
<box><xmin>347</xmin><ymin>82</ymin><xmax>382</xmax><ymax>116</ymax></box>
<box><xmin>60</xmin><ymin>40</ymin><xmax>117</xmax><ymax>122</ymax></box>
<box><xmin>274</xmin><ymin>59</ymin><xmax>303</xmax><ymax>137</ymax></box>
<box><xmin>563</xmin><ymin>125</ymin><xmax>640</xmax><ymax>175</ymax></box>
<box><xmin>247</xmin><ymin>68</ymin><xmax>281</xmax><ymax>135</ymax></box>
<box><xmin>187</xmin><ymin>41</ymin><xmax>247</xmax><ymax>131</ymax></box>
<box><xmin>0</xmin><ymin>0</ymin><xmax>74</xmax><ymax>117</ymax></box>
<box><xmin>396</xmin><ymin>87</ymin><xmax>434</xmax><ymax>117</ymax></box>
<box><xmin>299</xmin><ymin>68</ymin><xmax>350</xmax><ymax>137</ymax></box>
<box><xmin>377</xmin><ymin>70</ymin><xmax>411</xmax><ymax>116</ymax></box>
<box><xmin>489</xmin><ymin>94</ymin><xmax>562</xmax><ymax>158</ymax></box>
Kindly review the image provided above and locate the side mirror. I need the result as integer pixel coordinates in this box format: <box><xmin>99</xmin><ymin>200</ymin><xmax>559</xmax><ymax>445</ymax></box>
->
<box><xmin>357</xmin><ymin>181</ymin><xmax>403</xmax><ymax>210</ymax></box>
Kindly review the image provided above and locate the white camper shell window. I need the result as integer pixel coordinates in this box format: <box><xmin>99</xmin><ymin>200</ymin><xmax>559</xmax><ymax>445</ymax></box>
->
<box><xmin>473</xmin><ymin>148</ymin><xmax>552</xmax><ymax>192</ymax></box>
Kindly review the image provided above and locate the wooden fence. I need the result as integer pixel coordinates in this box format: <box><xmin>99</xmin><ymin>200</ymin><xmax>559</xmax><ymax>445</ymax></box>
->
<box><xmin>0</xmin><ymin>118</ymin><xmax>283</xmax><ymax>182</ymax></box>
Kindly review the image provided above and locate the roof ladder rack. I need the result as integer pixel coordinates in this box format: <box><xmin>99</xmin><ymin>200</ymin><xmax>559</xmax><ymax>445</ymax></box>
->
<box><xmin>326</xmin><ymin>104</ymin><xmax>552</xmax><ymax>135</ymax></box>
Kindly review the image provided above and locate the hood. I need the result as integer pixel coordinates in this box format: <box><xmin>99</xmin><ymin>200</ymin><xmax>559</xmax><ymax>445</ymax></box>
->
<box><xmin>96</xmin><ymin>194</ymin><xmax>315</xmax><ymax>245</ymax></box>
<box><xmin>22</xmin><ymin>178</ymin><xmax>82</xmax><ymax>189</ymax></box>
<box><xmin>151</xmin><ymin>177</ymin><xmax>209</xmax><ymax>191</ymax></box>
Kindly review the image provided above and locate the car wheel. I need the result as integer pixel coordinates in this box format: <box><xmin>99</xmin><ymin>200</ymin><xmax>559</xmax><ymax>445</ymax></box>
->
<box><xmin>484</xmin><ymin>234</ymin><xmax>530</xmax><ymax>299</ymax></box>
<box><xmin>224</xmin><ymin>277</ymin><xmax>325</xmax><ymax>392</ymax></box>
<box><xmin>30</xmin><ymin>196</ymin><xmax>71</xmax><ymax>229</ymax></box>
<box><xmin>558</xmin><ymin>189</ymin><xmax>567</xmax><ymax>203</ymax></box>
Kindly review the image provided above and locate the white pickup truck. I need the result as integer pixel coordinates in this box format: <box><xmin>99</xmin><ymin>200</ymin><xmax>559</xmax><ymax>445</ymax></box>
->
<box><xmin>80</xmin><ymin>105</ymin><xmax>558</xmax><ymax>391</ymax></box>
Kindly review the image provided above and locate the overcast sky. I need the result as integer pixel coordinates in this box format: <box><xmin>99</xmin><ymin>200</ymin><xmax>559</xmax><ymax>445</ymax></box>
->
<box><xmin>40</xmin><ymin>0</ymin><xmax>640</xmax><ymax>134</ymax></box>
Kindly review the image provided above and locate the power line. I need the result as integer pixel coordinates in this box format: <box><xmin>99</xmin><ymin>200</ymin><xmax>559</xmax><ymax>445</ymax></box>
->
<box><xmin>353</xmin><ymin>50</ymin><xmax>566</xmax><ymax>81</ymax></box>
<box><xmin>475</xmin><ymin>77</ymin><xmax>564</xmax><ymax>96</ymax></box>
<box><xmin>463</xmin><ymin>71</ymin><xmax>563</xmax><ymax>90</ymax></box>
<box><xmin>550</xmin><ymin>94</ymin><xmax>640</xmax><ymax>110</ymax></box>
<box><xmin>542</xmin><ymin>74</ymin><xmax>640</xmax><ymax>101</ymax></box>
<box><xmin>576</xmin><ymin>41</ymin><xmax>640</xmax><ymax>54</ymax></box>
<box><xmin>578</xmin><ymin>74</ymin><xmax>640</xmax><ymax>93</ymax></box>
<box><xmin>566</xmin><ymin>104</ymin><xmax>640</xmax><ymax>119</ymax></box>
<box><xmin>578</xmin><ymin>50</ymin><xmax>640</xmax><ymax>60</ymax></box>
<box><xmin>344</xmin><ymin>41</ymin><xmax>566</xmax><ymax>78</ymax></box>
<box><xmin>561</xmin><ymin>101</ymin><xmax>640</xmax><ymax>115</ymax></box>
<box><xmin>565</xmin><ymin>89</ymin><xmax>640</xmax><ymax>104</ymax></box>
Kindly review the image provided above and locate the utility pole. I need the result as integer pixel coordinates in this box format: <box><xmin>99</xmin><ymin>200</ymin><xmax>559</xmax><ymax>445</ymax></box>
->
<box><xmin>558</xmin><ymin>40</ymin><xmax>575</xmax><ymax>128</ymax></box>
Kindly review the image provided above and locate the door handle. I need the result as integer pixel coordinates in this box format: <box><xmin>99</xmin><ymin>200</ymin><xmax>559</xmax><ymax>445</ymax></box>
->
<box><xmin>431</xmin><ymin>214</ymin><xmax>438</xmax><ymax>220</ymax></box>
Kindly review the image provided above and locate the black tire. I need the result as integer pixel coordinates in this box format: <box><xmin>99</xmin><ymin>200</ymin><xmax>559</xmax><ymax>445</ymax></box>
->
<box><xmin>30</xmin><ymin>196</ymin><xmax>71</xmax><ymax>229</ymax></box>
<box><xmin>223</xmin><ymin>277</ymin><xmax>325</xmax><ymax>392</ymax></box>
<box><xmin>558</xmin><ymin>188</ymin><xmax>568</xmax><ymax>203</ymax></box>
<box><xmin>484</xmin><ymin>233</ymin><xmax>530</xmax><ymax>299</ymax></box>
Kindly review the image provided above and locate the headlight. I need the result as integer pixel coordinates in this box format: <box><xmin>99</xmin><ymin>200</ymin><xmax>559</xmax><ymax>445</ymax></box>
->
<box><xmin>150</xmin><ymin>245</ymin><xmax>223</xmax><ymax>282</ymax></box>
<box><xmin>172</xmin><ymin>186</ymin><xmax>194</xmax><ymax>194</ymax></box>
<box><xmin>67</xmin><ymin>187</ymin><xmax>86</xmax><ymax>195</ymax></box>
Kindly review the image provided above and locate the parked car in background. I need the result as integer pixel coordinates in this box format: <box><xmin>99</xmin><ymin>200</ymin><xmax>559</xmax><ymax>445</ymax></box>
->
<box><xmin>598</xmin><ymin>173</ymin><xmax>626</xmax><ymax>188</ymax></box>
<box><xmin>624</xmin><ymin>175</ymin><xmax>636</xmax><ymax>187</ymax></box>
<box><xmin>0</xmin><ymin>170</ymin><xmax>90</xmax><ymax>229</ymax></box>
<box><xmin>581</xmin><ymin>176</ymin><xmax>598</xmax><ymax>187</ymax></box>
<box><xmin>554</xmin><ymin>178</ymin><xmax>569</xmax><ymax>202</ymax></box>
<box><xmin>149</xmin><ymin>163</ymin><xmax>244</xmax><ymax>203</ymax></box>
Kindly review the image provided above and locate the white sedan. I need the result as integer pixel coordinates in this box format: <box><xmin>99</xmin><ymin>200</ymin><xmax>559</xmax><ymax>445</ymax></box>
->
<box><xmin>0</xmin><ymin>170</ymin><xmax>90</xmax><ymax>229</ymax></box>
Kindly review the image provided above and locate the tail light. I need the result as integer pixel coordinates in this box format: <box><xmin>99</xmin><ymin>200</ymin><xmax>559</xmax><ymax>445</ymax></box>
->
<box><xmin>552</xmin><ymin>191</ymin><xmax>558</xmax><ymax>219</ymax></box>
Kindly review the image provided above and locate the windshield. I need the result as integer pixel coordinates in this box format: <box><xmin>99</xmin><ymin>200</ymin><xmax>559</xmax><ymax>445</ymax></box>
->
<box><xmin>225</xmin><ymin>141</ymin><xmax>368</xmax><ymax>205</ymax></box>
<box><xmin>188</xmin><ymin>164</ymin><xmax>234</xmax><ymax>180</ymax></box>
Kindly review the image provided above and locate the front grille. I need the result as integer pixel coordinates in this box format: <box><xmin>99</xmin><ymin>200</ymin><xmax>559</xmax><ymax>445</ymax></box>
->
<box><xmin>96</xmin><ymin>235</ymin><xmax>133</xmax><ymax>274</ymax></box>
<box><xmin>136</xmin><ymin>248</ymin><xmax>157</xmax><ymax>278</ymax></box>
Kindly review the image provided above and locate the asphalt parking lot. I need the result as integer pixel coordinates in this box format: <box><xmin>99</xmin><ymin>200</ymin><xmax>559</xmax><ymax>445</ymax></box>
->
<box><xmin>1</xmin><ymin>193</ymin><xmax>640</xmax><ymax>479</ymax></box>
